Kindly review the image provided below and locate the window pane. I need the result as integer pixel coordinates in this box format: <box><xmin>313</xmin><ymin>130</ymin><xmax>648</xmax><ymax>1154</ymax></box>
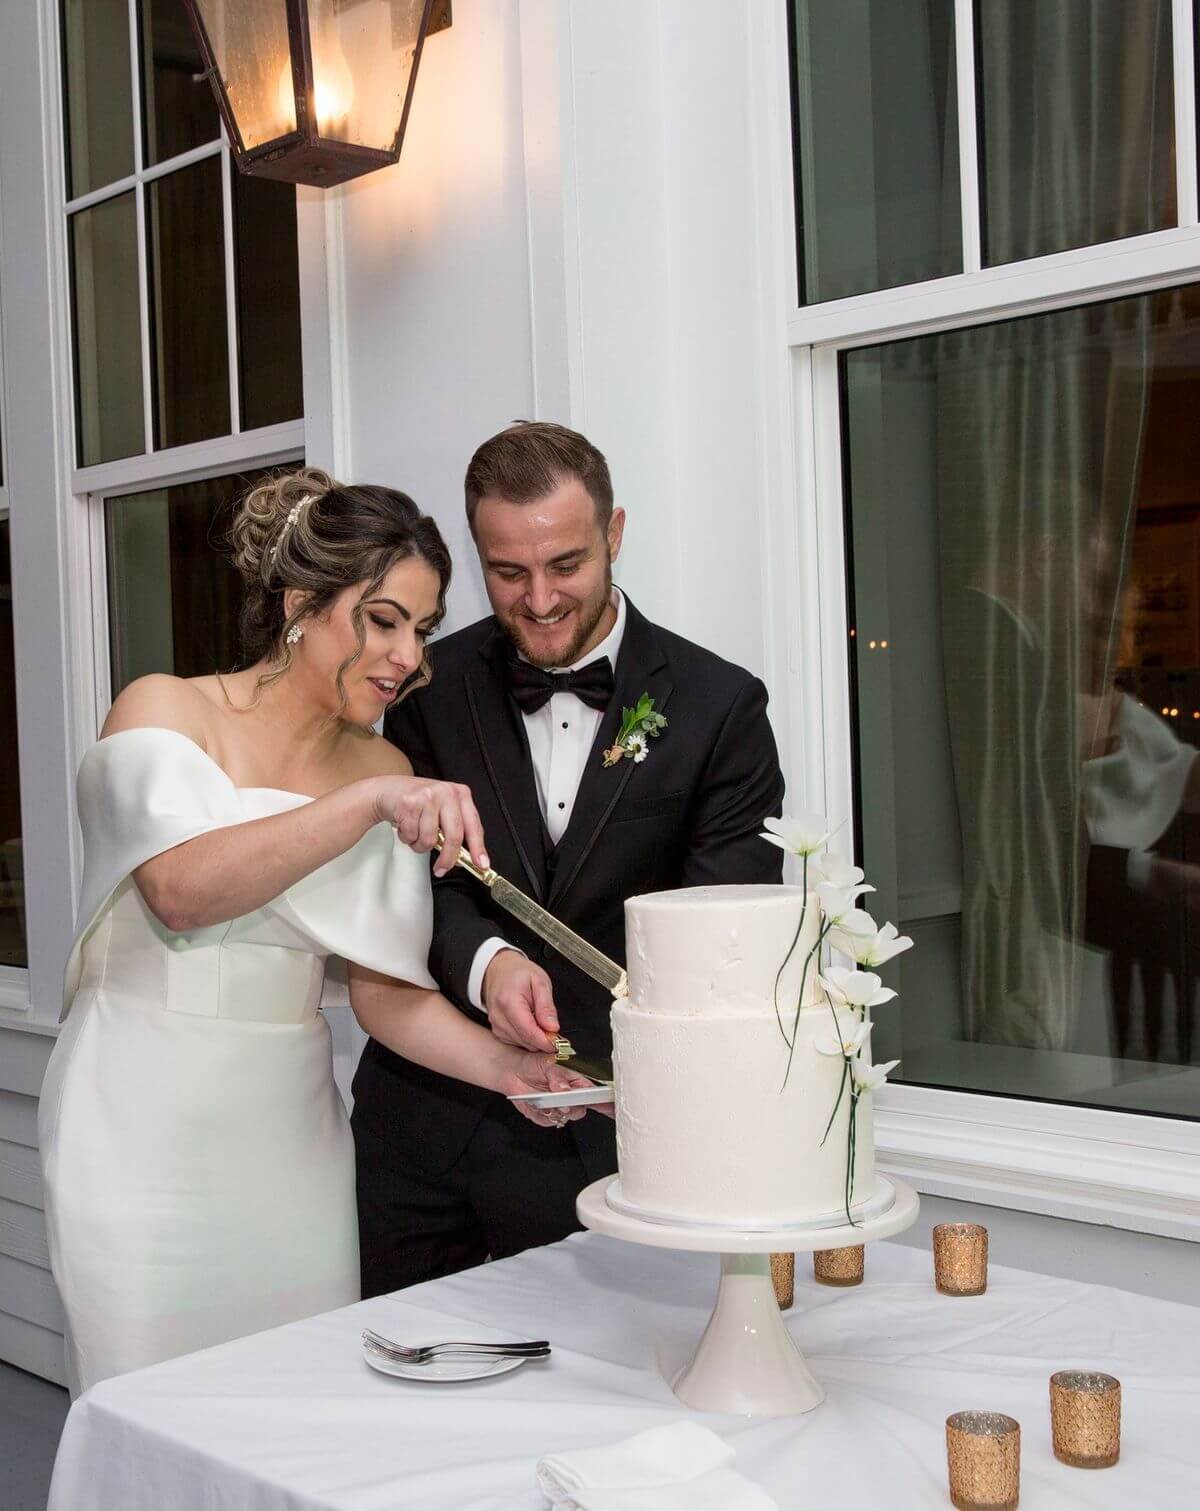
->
<box><xmin>842</xmin><ymin>286</ymin><xmax>1200</xmax><ymax>1122</ymax></box>
<box><xmin>0</xmin><ymin>519</ymin><xmax>26</xmax><ymax>969</ymax></box>
<box><xmin>789</xmin><ymin>0</ymin><xmax>961</xmax><ymax>303</ymax></box>
<box><xmin>976</xmin><ymin>0</ymin><xmax>1175</xmax><ymax>265</ymax></box>
<box><xmin>139</xmin><ymin>0</ymin><xmax>221</xmax><ymax>168</ymax></box>
<box><xmin>146</xmin><ymin>158</ymin><xmax>230</xmax><ymax>449</ymax></box>
<box><xmin>61</xmin><ymin>0</ymin><xmax>135</xmax><ymax>199</ymax></box>
<box><xmin>233</xmin><ymin>175</ymin><xmax>303</xmax><ymax>430</ymax></box>
<box><xmin>106</xmin><ymin>469</ymin><xmax>281</xmax><ymax>692</ymax></box>
<box><xmin>70</xmin><ymin>193</ymin><xmax>145</xmax><ymax>466</ymax></box>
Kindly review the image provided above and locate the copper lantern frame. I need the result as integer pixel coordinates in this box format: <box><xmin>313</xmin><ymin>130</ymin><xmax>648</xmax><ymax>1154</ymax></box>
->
<box><xmin>182</xmin><ymin>0</ymin><xmax>451</xmax><ymax>187</ymax></box>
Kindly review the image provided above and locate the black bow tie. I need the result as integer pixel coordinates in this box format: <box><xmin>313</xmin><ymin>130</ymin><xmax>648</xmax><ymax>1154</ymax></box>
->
<box><xmin>505</xmin><ymin>652</ymin><xmax>615</xmax><ymax>714</ymax></box>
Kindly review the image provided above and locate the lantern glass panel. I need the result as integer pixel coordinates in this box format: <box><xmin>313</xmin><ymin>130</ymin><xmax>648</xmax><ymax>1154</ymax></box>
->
<box><xmin>307</xmin><ymin>0</ymin><xmax>425</xmax><ymax>149</ymax></box>
<box><xmin>189</xmin><ymin>0</ymin><xmax>296</xmax><ymax>149</ymax></box>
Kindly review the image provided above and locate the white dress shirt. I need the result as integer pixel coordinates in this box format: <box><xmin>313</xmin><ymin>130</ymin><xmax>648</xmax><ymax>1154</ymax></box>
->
<box><xmin>466</xmin><ymin>589</ymin><xmax>627</xmax><ymax>1011</ymax></box>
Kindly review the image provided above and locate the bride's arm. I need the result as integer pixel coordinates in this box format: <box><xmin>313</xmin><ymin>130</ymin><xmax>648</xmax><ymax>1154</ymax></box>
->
<box><xmin>348</xmin><ymin>964</ymin><xmax>597</xmax><ymax>1127</ymax></box>
<box><xmin>106</xmin><ymin>678</ymin><xmax>486</xmax><ymax>931</ymax></box>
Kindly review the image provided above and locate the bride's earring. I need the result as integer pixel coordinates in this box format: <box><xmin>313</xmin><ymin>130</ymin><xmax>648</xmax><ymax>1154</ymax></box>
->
<box><xmin>285</xmin><ymin>623</ymin><xmax>304</xmax><ymax>647</ymax></box>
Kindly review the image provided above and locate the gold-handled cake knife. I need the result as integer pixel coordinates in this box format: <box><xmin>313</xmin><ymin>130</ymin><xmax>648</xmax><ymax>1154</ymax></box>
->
<box><xmin>436</xmin><ymin>832</ymin><xmax>623</xmax><ymax>1084</ymax></box>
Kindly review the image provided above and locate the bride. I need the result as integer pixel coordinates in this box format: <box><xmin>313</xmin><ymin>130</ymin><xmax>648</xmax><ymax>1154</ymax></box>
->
<box><xmin>38</xmin><ymin>468</ymin><xmax>593</xmax><ymax>1397</ymax></box>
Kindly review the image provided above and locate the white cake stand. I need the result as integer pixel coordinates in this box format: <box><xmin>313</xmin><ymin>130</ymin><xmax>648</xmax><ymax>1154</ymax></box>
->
<box><xmin>576</xmin><ymin>1173</ymin><xmax>919</xmax><ymax>1418</ymax></box>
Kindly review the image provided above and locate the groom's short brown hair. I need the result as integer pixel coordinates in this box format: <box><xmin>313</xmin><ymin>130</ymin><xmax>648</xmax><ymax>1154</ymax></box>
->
<box><xmin>464</xmin><ymin>421</ymin><xmax>614</xmax><ymax>537</ymax></box>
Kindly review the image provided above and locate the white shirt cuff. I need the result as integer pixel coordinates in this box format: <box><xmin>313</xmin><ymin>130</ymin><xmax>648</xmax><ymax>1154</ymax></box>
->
<box><xmin>468</xmin><ymin>937</ymin><xmax>525</xmax><ymax>1013</ymax></box>
<box><xmin>1125</xmin><ymin>848</ymin><xmax>1155</xmax><ymax>893</ymax></box>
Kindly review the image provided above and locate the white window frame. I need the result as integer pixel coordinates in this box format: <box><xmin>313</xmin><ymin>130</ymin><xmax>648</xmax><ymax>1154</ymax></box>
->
<box><xmin>0</xmin><ymin>0</ymin><xmax>325</xmax><ymax>1036</ymax></box>
<box><xmin>747</xmin><ymin>0</ymin><xmax>1200</xmax><ymax>1238</ymax></box>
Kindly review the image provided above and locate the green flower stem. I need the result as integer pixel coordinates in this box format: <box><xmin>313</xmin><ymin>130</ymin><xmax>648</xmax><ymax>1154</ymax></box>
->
<box><xmin>845</xmin><ymin>1089</ymin><xmax>860</xmax><ymax>1227</ymax></box>
<box><xmin>772</xmin><ymin>854</ymin><xmax>809</xmax><ymax>1049</ymax></box>
<box><xmin>782</xmin><ymin>920</ymin><xmax>831</xmax><ymax>1089</ymax></box>
<box><xmin>820</xmin><ymin>1055</ymin><xmax>849</xmax><ymax>1147</ymax></box>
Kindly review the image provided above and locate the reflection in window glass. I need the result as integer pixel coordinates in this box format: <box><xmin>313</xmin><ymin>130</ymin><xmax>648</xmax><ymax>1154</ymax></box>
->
<box><xmin>139</xmin><ymin>0</ymin><xmax>220</xmax><ymax>167</ymax></box>
<box><xmin>107</xmin><ymin>469</ymin><xmax>281</xmax><ymax>693</ymax></box>
<box><xmin>233</xmin><ymin>175</ymin><xmax>303</xmax><ymax>431</ymax></box>
<box><xmin>146</xmin><ymin>158</ymin><xmax>230</xmax><ymax>449</ymax></box>
<box><xmin>61</xmin><ymin>0</ymin><xmax>135</xmax><ymax>199</ymax></box>
<box><xmin>976</xmin><ymin>0</ymin><xmax>1175</xmax><ymax>265</ymax></box>
<box><xmin>789</xmin><ymin>0</ymin><xmax>961</xmax><ymax>303</ymax></box>
<box><xmin>842</xmin><ymin>286</ymin><xmax>1200</xmax><ymax>1121</ymax></box>
<box><xmin>70</xmin><ymin>193</ymin><xmax>145</xmax><ymax>466</ymax></box>
<box><xmin>0</xmin><ymin>519</ymin><xmax>26</xmax><ymax>969</ymax></box>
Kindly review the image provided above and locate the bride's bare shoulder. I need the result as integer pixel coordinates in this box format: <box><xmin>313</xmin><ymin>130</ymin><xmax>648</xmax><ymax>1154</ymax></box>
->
<box><xmin>342</xmin><ymin>728</ymin><xmax>414</xmax><ymax>782</ymax></box>
<box><xmin>101</xmin><ymin>675</ymin><xmax>212</xmax><ymax>746</ymax></box>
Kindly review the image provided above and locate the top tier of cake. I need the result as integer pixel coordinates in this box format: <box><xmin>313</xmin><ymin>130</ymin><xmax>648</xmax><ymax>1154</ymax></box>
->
<box><xmin>624</xmin><ymin>884</ymin><xmax>823</xmax><ymax>1016</ymax></box>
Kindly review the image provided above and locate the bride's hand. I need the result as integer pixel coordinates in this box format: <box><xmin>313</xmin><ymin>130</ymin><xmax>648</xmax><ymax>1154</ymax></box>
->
<box><xmin>501</xmin><ymin>1053</ymin><xmax>611</xmax><ymax>1129</ymax></box>
<box><xmin>370</xmin><ymin>775</ymin><xmax>488</xmax><ymax>877</ymax></box>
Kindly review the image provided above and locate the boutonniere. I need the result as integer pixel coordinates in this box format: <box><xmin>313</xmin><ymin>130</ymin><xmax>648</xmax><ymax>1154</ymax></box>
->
<box><xmin>603</xmin><ymin>693</ymin><xmax>667</xmax><ymax>768</ymax></box>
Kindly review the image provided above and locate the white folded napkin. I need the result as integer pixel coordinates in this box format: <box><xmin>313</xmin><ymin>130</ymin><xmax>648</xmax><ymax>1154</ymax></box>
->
<box><xmin>535</xmin><ymin>1421</ymin><xmax>778</xmax><ymax>1510</ymax></box>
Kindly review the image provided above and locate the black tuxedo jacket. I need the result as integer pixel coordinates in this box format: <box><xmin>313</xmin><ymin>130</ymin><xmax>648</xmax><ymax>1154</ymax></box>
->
<box><xmin>351</xmin><ymin>596</ymin><xmax>785</xmax><ymax>1181</ymax></box>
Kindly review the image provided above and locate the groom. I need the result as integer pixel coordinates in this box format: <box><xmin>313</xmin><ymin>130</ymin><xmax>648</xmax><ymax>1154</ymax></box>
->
<box><xmin>352</xmin><ymin>421</ymin><xmax>785</xmax><ymax>1295</ymax></box>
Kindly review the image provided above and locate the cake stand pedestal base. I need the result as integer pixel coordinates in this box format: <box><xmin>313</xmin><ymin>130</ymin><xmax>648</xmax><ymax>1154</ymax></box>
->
<box><xmin>576</xmin><ymin>1174</ymin><xmax>919</xmax><ymax>1418</ymax></box>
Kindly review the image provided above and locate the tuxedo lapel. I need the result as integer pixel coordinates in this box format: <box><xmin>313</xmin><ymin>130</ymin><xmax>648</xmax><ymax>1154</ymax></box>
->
<box><xmin>549</xmin><ymin>601</ymin><xmax>673</xmax><ymax>910</ymax></box>
<box><xmin>465</xmin><ymin>627</ymin><xmax>547</xmax><ymax>900</ymax></box>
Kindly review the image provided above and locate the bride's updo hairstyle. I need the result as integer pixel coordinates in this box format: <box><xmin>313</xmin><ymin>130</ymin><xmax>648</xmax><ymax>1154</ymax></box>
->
<box><xmin>229</xmin><ymin>466</ymin><xmax>451</xmax><ymax>709</ymax></box>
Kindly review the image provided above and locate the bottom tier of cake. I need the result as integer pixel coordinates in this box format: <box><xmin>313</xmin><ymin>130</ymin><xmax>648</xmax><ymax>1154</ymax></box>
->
<box><xmin>611</xmin><ymin>1000</ymin><xmax>878</xmax><ymax>1229</ymax></box>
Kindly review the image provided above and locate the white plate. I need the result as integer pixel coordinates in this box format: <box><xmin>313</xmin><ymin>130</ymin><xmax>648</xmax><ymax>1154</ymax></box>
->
<box><xmin>507</xmin><ymin>1085</ymin><xmax>614</xmax><ymax>1109</ymax></box>
<box><xmin>363</xmin><ymin>1339</ymin><xmax>538</xmax><ymax>1383</ymax></box>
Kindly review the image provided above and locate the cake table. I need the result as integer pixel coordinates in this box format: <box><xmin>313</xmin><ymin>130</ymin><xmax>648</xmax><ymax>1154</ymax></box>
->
<box><xmin>577</xmin><ymin>1172</ymin><xmax>919</xmax><ymax>1417</ymax></box>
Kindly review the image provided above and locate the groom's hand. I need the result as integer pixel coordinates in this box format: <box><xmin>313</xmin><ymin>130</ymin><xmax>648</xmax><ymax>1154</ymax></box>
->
<box><xmin>482</xmin><ymin>949</ymin><xmax>560</xmax><ymax>1052</ymax></box>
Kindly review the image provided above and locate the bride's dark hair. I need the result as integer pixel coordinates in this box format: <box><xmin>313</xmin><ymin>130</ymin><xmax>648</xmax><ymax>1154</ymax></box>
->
<box><xmin>229</xmin><ymin>467</ymin><xmax>452</xmax><ymax>709</ymax></box>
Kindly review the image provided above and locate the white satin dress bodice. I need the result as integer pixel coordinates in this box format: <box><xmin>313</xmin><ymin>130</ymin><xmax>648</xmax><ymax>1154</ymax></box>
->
<box><xmin>39</xmin><ymin>729</ymin><xmax>435</xmax><ymax>1398</ymax></box>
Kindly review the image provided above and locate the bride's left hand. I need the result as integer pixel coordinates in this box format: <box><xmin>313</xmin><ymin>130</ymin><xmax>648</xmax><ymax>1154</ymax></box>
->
<box><xmin>501</xmin><ymin>1054</ymin><xmax>613</xmax><ymax>1129</ymax></box>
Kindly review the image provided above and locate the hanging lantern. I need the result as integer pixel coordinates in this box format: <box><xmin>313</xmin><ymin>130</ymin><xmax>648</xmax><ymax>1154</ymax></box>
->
<box><xmin>182</xmin><ymin>0</ymin><xmax>450</xmax><ymax>188</ymax></box>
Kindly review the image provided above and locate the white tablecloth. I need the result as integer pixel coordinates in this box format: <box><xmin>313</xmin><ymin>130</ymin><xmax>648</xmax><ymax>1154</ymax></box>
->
<box><xmin>49</xmin><ymin>1233</ymin><xmax>1200</xmax><ymax>1510</ymax></box>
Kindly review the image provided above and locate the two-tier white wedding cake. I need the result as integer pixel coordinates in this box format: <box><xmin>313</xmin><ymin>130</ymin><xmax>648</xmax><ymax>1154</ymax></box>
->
<box><xmin>610</xmin><ymin>884</ymin><xmax>879</xmax><ymax>1229</ymax></box>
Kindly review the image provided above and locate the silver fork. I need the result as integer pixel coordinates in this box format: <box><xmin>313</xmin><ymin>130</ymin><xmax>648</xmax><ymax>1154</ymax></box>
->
<box><xmin>362</xmin><ymin>1328</ymin><xmax>550</xmax><ymax>1363</ymax></box>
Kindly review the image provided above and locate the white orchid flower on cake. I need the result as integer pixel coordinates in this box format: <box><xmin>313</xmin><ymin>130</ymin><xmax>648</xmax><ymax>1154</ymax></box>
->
<box><xmin>815</xmin><ymin>1016</ymin><xmax>872</xmax><ymax>1058</ymax></box>
<box><xmin>850</xmin><ymin>1054</ymin><xmax>900</xmax><ymax>1093</ymax></box>
<box><xmin>819</xmin><ymin>967</ymin><xmax>897</xmax><ymax>1013</ymax></box>
<box><xmin>809</xmin><ymin>850</ymin><xmax>875</xmax><ymax>900</ymax></box>
<box><xmin>816</xmin><ymin>883</ymin><xmax>877</xmax><ymax>932</ymax></box>
<box><xmin>759</xmin><ymin>812</ymin><xmax>830</xmax><ymax>858</ymax></box>
<box><xmin>831</xmin><ymin>915</ymin><xmax>914</xmax><ymax>968</ymax></box>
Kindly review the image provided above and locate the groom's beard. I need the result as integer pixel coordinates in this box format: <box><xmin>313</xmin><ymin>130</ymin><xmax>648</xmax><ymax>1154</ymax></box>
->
<box><xmin>506</xmin><ymin>560</ymin><xmax>614</xmax><ymax>670</ymax></box>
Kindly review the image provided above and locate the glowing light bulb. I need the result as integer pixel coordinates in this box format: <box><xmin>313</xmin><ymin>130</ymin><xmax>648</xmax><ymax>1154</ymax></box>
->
<box><xmin>276</xmin><ymin>34</ymin><xmax>354</xmax><ymax>137</ymax></box>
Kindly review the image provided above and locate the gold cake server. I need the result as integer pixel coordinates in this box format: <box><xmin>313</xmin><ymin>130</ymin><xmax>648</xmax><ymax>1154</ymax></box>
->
<box><xmin>437</xmin><ymin>832</ymin><xmax>623</xmax><ymax>1083</ymax></box>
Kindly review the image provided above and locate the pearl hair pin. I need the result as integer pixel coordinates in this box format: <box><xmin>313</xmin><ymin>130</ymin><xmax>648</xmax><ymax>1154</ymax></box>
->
<box><xmin>268</xmin><ymin>494</ymin><xmax>315</xmax><ymax>567</ymax></box>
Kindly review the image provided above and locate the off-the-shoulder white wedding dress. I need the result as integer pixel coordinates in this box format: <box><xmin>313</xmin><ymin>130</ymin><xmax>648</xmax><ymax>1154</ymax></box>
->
<box><xmin>38</xmin><ymin>728</ymin><xmax>436</xmax><ymax>1397</ymax></box>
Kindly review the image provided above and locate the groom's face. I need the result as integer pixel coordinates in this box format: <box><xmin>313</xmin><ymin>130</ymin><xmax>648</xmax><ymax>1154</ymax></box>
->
<box><xmin>474</xmin><ymin>476</ymin><xmax>625</xmax><ymax>669</ymax></box>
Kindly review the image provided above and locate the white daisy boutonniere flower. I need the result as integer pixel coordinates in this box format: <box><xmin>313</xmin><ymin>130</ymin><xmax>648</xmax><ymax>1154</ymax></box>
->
<box><xmin>603</xmin><ymin>693</ymin><xmax>667</xmax><ymax>768</ymax></box>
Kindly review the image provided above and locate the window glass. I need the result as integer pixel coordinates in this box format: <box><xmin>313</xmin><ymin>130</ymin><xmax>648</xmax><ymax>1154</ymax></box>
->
<box><xmin>233</xmin><ymin>175</ymin><xmax>304</xmax><ymax>431</ymax></box>
<box><xmin>139</xmin><ymin>0</ymin><xmax>221</xmax><ymax>167</ymax></box>
<box><xmin>0</xmin><ymin>518</ymin><xmax>26</xmax><ymax>969</ymax></box>
<box><xmin>107</xmin><ymin>468</ymin><xmax>281</xmax><ymax>692</ymax></box>
<box><xmin>842</xmin><ymin>285</ymin><xmax>1200</xmax><ymax>1120</ymax></box>
<box><xmin>61</xmin><ymin>0</ymin><xmax>135</xmax><ymax>199</ymax></box>
<box><xmin>70</xmin><ymin>192</ymin><xmax>145</xmax><ymax>466</ymax></box>
<box><xmin>976</xmin><ymin>0</ymin><xmax>1175</xmax><ymax>264</ymax></box>
<box><xmin>789</xmin><ymin>0</ymin><xmax>961</xmax><ymax>302</ymax></box>
<box><xmin>146</xmin><ymin>158</ymin><xmax>231</xmax><ymax>449</ymax></box>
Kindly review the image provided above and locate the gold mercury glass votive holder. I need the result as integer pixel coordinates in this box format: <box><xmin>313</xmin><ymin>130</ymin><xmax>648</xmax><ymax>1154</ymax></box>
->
<box><xmin>934</xmin><ymin>1222</ymin><xmax>989</xmax><ymax>1296</ymax></box>
<box><xmin>946</xmin><ymin>1411</ymin><xmax>1020</xmax><ymax>1510</ymax></box>
<box><xmin>769</xmin><ymin>1252</ymin><xmax>794</xmax><ymax>1309</ymax></box>
<box><xmin>813</xmin><ymin>1245</ymin><xmax>865</xmax><ymax>1286</ymax></box>
<box><xmin>1049</xmin><ymin>1371</ymin><xmax>1121</xmax><ymax>1469</ymax></box>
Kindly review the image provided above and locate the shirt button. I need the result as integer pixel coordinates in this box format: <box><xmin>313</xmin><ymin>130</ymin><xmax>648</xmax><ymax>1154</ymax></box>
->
<box><xmin>562</xmin><ymin>722</ymin><xmax>569</xmax><ymax>729</ymax></box>
<box><xmin>557</xmin><ymin>801</ymin><xmax>566</xmax><ymax>810</ymax></box>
